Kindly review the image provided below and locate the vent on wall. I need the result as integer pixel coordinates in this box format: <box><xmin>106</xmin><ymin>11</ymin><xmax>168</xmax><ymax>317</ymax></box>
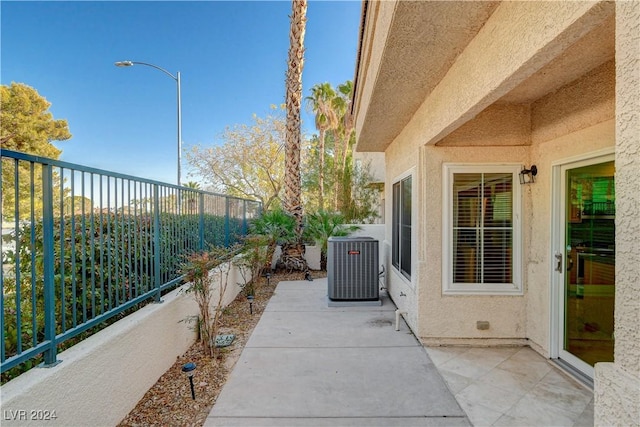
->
<box><xmin>327</xmin><ymin>237</ymin><xmax>379</xmax><ymax>302</ymax></box>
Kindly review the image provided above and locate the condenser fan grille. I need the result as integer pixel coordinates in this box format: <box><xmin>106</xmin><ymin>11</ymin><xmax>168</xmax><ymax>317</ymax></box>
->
<box><xmin>328</xmin><ymin>237</ymin><xmax>379</xmax><ymax>301</ymax></box>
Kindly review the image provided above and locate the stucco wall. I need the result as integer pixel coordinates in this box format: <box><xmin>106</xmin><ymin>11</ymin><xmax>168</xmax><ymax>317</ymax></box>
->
<box><xmin>354</xmin><ymin>151</ymin><xmax>385</xmax><ymax>183</ymax></box>
<box><xmin>358</xmin><ymin>16</ymin><xmax>634</xmax><ymax>424</ymax></box>
<box><xmin>437</xmin><ymin>104</ymin><xmax>531</xmax><ymax>147</ymax></box>
<box><xmin>420</xmin><ymin>145</ymin><xmax>528</xmax><ymax>344</ymax></box>
<box><xmin>353</xmin><ymin>0</ymin><xmax>397</xmax><ymax>143</ymax></box>
<box><xmin>384</xmin><ymin>123</ymin><xmax>531</xmax><ymax>342</ymax></box>
<box><xmin>527</xmin><ymin>120</ymin><xmax>615</xmax><ymax>354</ymax></box>
<box><xmin>399</xmin><ymin>1</ymin><xmax>613</xmax><ymax>150</ymax></box>
<box><xmin>532</xmin><ymin>60</ymin><xmax>615</xmax><ymax>144</ymax></box>
<box><xmin>382</xmin><ymin>137</ymin><xmax>420</xmax><ymax>332</ymax></box>
<box><xmin>353</xmin><ymin>152</ymin><xmax>386</xmax><ymax>223</ymax></box>
<box><xmin>1</xmin><ymin>263</ymin><xmax>245</xmax><ymax>427</ymax></box>
<box><xmin>380</xmin><ymin>34</ymin><xmax>615</xmax><ymax>349</ymax></box>
<box><xmin>595</xmin><ymin>2</ymin><xmax>640</xmax><ymax>425</ymax></box>
<box><xmin>436</xmin><ymin>59</ymin><xmax>615</xmax><ymax>150</ymax></box>
<box><xmin>526</xmin><ymin>60</ymin><xmax>616</xmax><ymax>354</ymax></box>
<box><xmin>611</xmin><ymin>0</ymin><xmax>640</xmax><ymax>380</ymax></box>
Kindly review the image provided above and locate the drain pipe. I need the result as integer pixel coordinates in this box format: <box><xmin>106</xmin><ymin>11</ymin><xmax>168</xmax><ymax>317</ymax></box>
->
<box><xmin>395</xmin><ymin>309</ymin><xmax>408</xmax><ymax>331</ymax></box>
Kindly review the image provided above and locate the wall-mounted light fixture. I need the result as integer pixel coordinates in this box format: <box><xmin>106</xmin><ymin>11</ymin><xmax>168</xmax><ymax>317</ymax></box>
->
<box><xmin>519</xmin><ymin>165</ymin><xmax>538</xmax><ymax>184</ymax></box>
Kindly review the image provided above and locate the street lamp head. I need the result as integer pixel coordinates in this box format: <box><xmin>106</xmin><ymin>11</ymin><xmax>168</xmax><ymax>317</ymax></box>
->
<box><xmin>113</xmin><ymin>58</ymin><xmax>182</xmax><ymax>187</ymax></box>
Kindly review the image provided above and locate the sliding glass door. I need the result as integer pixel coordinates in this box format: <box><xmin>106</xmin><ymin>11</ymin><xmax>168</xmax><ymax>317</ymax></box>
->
<box><xmin>557</xmin><ymin>156</ymin><xmax>615</xmax><ymax>376</ymax></box>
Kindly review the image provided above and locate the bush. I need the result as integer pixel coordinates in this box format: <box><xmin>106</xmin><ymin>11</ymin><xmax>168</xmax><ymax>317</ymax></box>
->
<box><xmin>249</xmin><ymin>209</ymin><xmax>296</xmax><ymax>271</ymax></box>
<box><xmin>235</xmin><ymin>235</ymin><xmax>271</xmax><ymax>297</ymax></box>
<box><xmin>1</xmin><ymin>212</ymin><xmax>231</xmax><ymax>380</ymax></box>
<box><xmin>181</xmin><ymin>246</ymin><xmax>238</xmax><ymax>358</ymax></box>
<box><xmin>303</xmin><ymin>210</ymin><xmax>361</xmax><ymax>270</ymax></box>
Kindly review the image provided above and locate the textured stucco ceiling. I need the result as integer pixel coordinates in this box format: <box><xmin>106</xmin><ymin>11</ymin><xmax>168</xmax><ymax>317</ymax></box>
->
<box><xmin>355</xmin><ymin>1</ymin><xmax>500</xmax><ymax>152</ymax></box>
<box><xmin>497</xmin><ymin>14</ymin><xmax>615</xmax><ymax>104</ymax></box>
<box><xmin>354</xmin><ymin>1</ymin><xmax>616</xmax><ymax>152</ymax></box>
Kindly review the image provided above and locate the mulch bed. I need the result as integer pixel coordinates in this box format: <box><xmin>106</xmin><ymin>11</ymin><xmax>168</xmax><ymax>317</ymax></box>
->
<box><xmin>118</xmin><ymin>270</ymin><xmax>325</xmax><ymax>427</ymax></box>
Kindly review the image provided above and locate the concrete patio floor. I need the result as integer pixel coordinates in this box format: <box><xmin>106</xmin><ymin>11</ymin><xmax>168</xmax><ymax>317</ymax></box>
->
<box><xmin>205</xmin><ymin>278</ymin><xmax>593</xmax><ymax>427</ymax></box>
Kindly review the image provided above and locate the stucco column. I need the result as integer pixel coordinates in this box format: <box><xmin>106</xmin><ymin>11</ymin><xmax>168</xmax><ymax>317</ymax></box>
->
<box><xmin>594</xmin><ymin>2</ymin><xmax>640</xmax><ymax>425</ymax></box>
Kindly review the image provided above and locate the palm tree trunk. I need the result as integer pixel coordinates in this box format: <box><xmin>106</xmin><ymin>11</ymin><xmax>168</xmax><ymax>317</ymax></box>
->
<box><xmin>341</xmin><ymin>128</ymin><xmax>352</xmax><ymax>175</ymax></box>
<box><xmin>338</xmin><ymin>127</ymin><xmax>354</xmax><ymax>213</ymax></box>
<box><xmin>333</xmin><ymin>137</ymin><xmax>342</xmax><ymax>211</ymax></box>
<box><xmin>318</xmin><ymin>128</ymin><xmax>325</xmax><ymax>211</ymax></box>
<box><xmin>283</xmin><ymin>0</ymin><xmax>308</xmax><ymax>271</ymax></box>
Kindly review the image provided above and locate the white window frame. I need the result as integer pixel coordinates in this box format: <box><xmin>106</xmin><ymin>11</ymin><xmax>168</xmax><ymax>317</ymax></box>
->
<box><xmin>442</xmin><ymin>164</ymin><xmax>523</xmax><ymax>295</ymax></box>
<box><xmin>392</xmin><ymin>171</ymin><xmax>413</xmax><ymax>282</ymax></box>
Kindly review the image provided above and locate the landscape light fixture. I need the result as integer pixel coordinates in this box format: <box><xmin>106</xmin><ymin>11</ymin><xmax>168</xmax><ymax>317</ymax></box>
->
<box><xmin>114</xmin><ymin>60</ymin><xmax>182</xmax><ymax>187</ymax></box>
<box><xmin>246</xmin><ymin>295</ymin><xmax>254</xmax><ymax>315</ymax></box>
<box><xmin>519</xmin><ymin>165</ymin><xmax>538</xmax><ymax>185</ymax></box>
<box><xmin>181</xmin><ymin>362</ymin><xmax>196</xmax><ymax>400</ymax></box>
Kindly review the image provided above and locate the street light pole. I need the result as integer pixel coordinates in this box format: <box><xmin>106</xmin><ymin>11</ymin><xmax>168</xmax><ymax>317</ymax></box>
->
<box><xmin>115</xmin><ymin>60</ymin><xmax>182</xmax><ymax>187</ymax></box>
<box><xmin>176</xmin><ymin>71</ymin><xmax>182</xmax><ymax>189</ymax></box>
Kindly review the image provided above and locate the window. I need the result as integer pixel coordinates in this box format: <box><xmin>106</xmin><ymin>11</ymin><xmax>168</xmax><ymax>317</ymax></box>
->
<box><xmin>392</xmin><ymin>175</ymin><xmax>412</xmax><ymax>279</ymax></box>
<box><xmin>443</xmin><ymin>165</ymin><xmax>522</xmax><ymax>294</ymax></box>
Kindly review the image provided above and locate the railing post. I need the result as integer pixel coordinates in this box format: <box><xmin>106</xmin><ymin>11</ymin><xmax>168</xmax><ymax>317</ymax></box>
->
<box><xmin>198</xmin><ymin>192</ymin><xmax>205</xmax><ymax>251</ymax></box>
<box><xmin>153</xmin><ymin>184</ymin><xmax>162</xmax><ymax>303</ymax></box>
<box><xmin>42</xmin><ymin>163</ymin><xmax>60</xmax><ymax>367</ymax></box>
<box><xmin>224</xmin><ymin>196</ymin><xmax>230</xmax><ymax>247</ymax></box>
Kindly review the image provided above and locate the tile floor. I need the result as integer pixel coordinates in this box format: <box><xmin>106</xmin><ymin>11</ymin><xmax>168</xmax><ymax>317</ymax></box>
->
<box><xmin>425</xmin><ymin>346</ymin><xmax>594</xmax><ymax>427</ymax></box>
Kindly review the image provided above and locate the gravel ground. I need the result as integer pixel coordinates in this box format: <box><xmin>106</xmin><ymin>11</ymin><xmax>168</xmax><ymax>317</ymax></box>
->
<box><xmin>118</xmin><ymin>270</ymin><xmax>325</xmax><ymax>427</ymax></box>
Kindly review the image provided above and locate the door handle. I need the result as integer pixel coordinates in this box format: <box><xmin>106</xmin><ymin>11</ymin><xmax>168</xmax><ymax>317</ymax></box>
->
<box><xmin>554</xmin><ymin>252</ymin><xmax>563</xmax><ymax>272</ymax></box>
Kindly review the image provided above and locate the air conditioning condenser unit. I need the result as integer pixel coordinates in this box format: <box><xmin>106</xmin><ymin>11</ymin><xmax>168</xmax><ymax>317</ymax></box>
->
<box><xmin>327</xmin><ymin>236</ymin><xmax>380</xmax><ymax>306</ymax></box>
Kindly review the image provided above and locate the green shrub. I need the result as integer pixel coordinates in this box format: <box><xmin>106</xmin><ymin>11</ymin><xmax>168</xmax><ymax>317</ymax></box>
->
<box><xmin>1</xmin><ymin>212</ymin><xmax>231</xmax><ymax>380</ymax></box>
<box><xmin>303</xmin><ymin>210</ymin><xmax>361</xmax><ymax>270</ymax></box>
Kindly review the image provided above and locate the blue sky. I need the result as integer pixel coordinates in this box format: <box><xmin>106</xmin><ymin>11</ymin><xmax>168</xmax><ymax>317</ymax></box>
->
<box><xmin>1</xmin><ymin>0</ymin><xmax>362</xmax><ymax>184</ymax></box>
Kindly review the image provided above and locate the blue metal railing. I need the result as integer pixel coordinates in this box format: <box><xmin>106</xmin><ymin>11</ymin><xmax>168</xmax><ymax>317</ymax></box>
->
<box><xmin>1</xmin><ymin>149</ymin><xmax>261</xmax><ymax>375</ymax></box>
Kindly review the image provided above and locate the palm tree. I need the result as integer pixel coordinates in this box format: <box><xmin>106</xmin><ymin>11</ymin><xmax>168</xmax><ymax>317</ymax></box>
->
<box><xmin>303</xmin><ymin>210</ymin><xmax>360</xmax><ymax>270</ymax></box>
<box><xmin>306</xmin><ymin>82</ymin><xmax>338</xmax><ymax>211</ymax></box>
<box><xmin>183</xmin><ymin>181</ymin><xmax>201</xmax><ymax>190</ymax></box>
<box><xmin>283</xmin><ymin>0</ymin><xmax>308</xmax><ymax>270</ymax></box>
<box><xmin>249</xmin><ymin>208</ymin><xmax>297</xmax><ymax>272</ymax></box>
<box><xmin>332</xmin><ymin>80</ymin><xmax>355</xmax><ymax>212</ymax></box>
<box><xmin>336</xmin><ymin>81</ymin><xmax>355</xmax><ymax>174</ymax></box>
<box><xmin>183</xmin><ymin>181</ymin><xmax>201</xmax><ymax>212</ymax></box>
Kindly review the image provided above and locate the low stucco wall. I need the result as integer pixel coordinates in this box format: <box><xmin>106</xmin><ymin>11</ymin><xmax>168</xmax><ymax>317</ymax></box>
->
<box><xmin>271</xmin><ymin>245</ymin><xmax>321</xmax><ymax>270</ymax></box>
<box><xmin>272</xmin><ymin>232</ymin><xmax>384</xmax><ymax>273</ymax></box>
<box><xmin>0</xmin><ymin>263</ymin><xmax>245</xmax><ymax>427</ymax></box>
